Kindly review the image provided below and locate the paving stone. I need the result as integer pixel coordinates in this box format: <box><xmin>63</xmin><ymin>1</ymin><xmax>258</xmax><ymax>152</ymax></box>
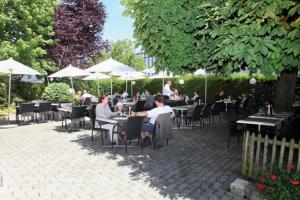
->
<box><xmin>0</xmin><ymin>120</ymin><xmax>243</xmax><ymax>200</ymax></box>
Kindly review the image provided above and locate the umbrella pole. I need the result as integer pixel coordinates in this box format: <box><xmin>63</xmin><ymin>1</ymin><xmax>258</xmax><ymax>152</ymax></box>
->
<box><xmin>110</xmin><ymin>74</ymin><xmax>112</xmax><ymax>96</ymax></box>
<box><xmin>70</xmin><ymin>77</ymin><xmax>74</xmax><ymax>92</ymax></box>
<box><xmin>131</xmin><ymin>81</ymin><xmax>133</xmax><ymax>97</ymax></box>
<box><xmin>7</xmin><ymin>70</ymin><xmax>12</xmax><ymax>123</ymax></box>
<box><xmin>126</xmin><ymin>78</ymin><xmax>128</xmax><ymax>93</ymax></box>
<box><xmin>205</xmin><ymin>75</ymin><xmax>207</xmax><ymax>105</ymax></box>
<box><xmin>162</xmin><ymin>71</ymin><xmax>165</xmax><ymax>94</ymax></box>
<box><xmin>97</xmin><ymin>80</ymin><xmax>100</xmax><ymax>96</ymax></box>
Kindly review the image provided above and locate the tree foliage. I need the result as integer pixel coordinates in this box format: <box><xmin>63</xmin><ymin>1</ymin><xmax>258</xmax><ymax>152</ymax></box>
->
<box><xmin>122</xmin><ymin>0</ymin><xmax>300</xmax><ymax>77</ymax></box>
<box><xmin>195</xmin><ymin>0</ymin><xmax>300</xmax><ymax>76</ymax></box>
<box><xmin>42</xmin><ymin>83</ymin><xmax>74</xmax><ymax>102</ymax></box>
<box><xmin>93</xmin><ymin>39</ymin><xmax>147</xmax><ymax>71</ymax></box>
<box><xmin>121</xmin><ymin>0</ymin><xmax>201</xmax><ymax>73</ymax></box>
<box><xmin>0</xmin><ymin>0</ymin><xmax>58</xmax><ymax>75</ymax></box>
<box><xmin>48</xmin><ymin>0</ymin><xmax>107</xmax><ymax>69</ymax></box>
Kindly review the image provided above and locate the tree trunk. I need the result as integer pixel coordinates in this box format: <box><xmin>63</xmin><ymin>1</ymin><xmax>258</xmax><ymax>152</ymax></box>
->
<box><xmin>274</xmin><ymin>69</ymin><xmax>298</xmax><ymax>112</ymax></box>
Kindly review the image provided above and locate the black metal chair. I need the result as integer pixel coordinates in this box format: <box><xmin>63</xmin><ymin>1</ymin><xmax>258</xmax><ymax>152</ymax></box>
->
<box><xmin>133</xmin><ymin>100</ymin><xmax>146</xmax><ymax>112</ymax></box>
<box><xmin>18</xmin><ymin>103</ymin><xmax>36</xmax><ymax>125</ymax></box>
<box><xmin>64</xmin><ymin>106</ymin><xmax>87</xmax><ymax>132</ymax></box>
<box><xmin>186</xmin><ymin>105</ymin><xmax>204</xmax><ymax>131</ymax></box>
<box><xmin>281</xmin><ymin>116</ymin><xmax>300</xmax><ymax>142</ymax></box>
<box><xmin>223</xmin><ymin>110</ymin><xmax>244</xmax><ymax>148</ymax></box>
<box><xmin>153</xmin><ymin>112</ymin><xmax>173</xmax><ymax>148</ymax></box>
<box><xmin>84</xmin><ymin>97</ymin><xmax>92</xmax><ymax>106</ymax></box>
<box><xmin>89</xmin><ymin>105</ymin><xmax>109</xmax><ymax>144</ymax></box>
<box><xmin>145</xmin><ymin>95</ymin><xmax>154</xmax><ymax>110</ymax></box>
<box><xmin>200</xmin><ymin>104</ymin><xmax>212</xmax><ymax>127</ymax></box>
<box><xmin>115</xmin><ymin>116</ymin><xmax>145</xmax><ymax>153</ymax></box>
<box><xmin>211</xmin><ymin>102</ymin><xmax>225</xmax><ymax>124</ymax></box>
<box><xmin>35</xmin><ymin>102</ymin><xmax>52</xmax><ymax>122</ymax></box>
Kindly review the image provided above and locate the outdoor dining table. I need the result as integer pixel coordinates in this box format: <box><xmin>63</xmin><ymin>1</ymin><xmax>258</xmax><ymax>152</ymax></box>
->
<box><xmin>237</xmin><ymin>117</ymin><xmax>281</xmax><ymax>133</ymax></box>
<box><xmin>172</xmin><ymin>105</ymin><xmax>193</xmax><ymax>129</ymax></box>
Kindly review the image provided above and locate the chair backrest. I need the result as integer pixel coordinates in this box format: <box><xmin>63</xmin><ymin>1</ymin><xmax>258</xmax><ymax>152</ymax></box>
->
<box><xmin>211</xmin><ymin>102</ymin><xmax>225</xmax><ymax>115</ymax></box>
<box><xmin>38</xmin><ymin>102</ymin><xmax>52</xmax><ymax>112</ymax></box>
<box><xmin>84</xmin><ymin>97</ymin><xmax>92</xmax><ymax>106</ymax></box>
<box><xmin>201</xmin><ymin>104</ymin><xmax>211</xmax><ymax>118</ymax></box>
<box><xmin>192</xmin><ymin>105</ymin><xmax>203</xmax><ymax>121</ymax></box>
<box><xmin>145</xmin><ymin>95</ymin><xmax>154</xmax><ymax>109</ymax></box>
<box><xmin>134</xmin><ymin>100</ymin><xmax>146</xmax><ymax>112</ymax></box>
<box><xmin>156</xmin><ymin>112</ymin><xmax>173</xmax><ymax>140</ymax></box>
<box><xmin>20</xmin><ymin>103</ymin><xmax>35</xmax><ymax>114</ymax></box>
<box><xmin>281</xmin><ymin>116</ymin><xmax>300</xmax><ymax>142</ymax></box>
<box><xmin>223</xmin><ymin>110</ymin><xmax>239</xmax><ymax>123</ymax></box>
<box><xmin>60</xmin><ymin>103</ymin><xmax>73</xmax><ymax>109</ymax></box>
<box><xmin>71</xmin><ymin>106</ymin><xmax>87</xmax><ymax>119</ymax></box>
<box><xmin>89</xmin><ymin>105</ymin><xmax>96</xmax><ymax>128</ymax></box>
<box><xmin>125</xmin><ymin>116</ymin><xmax>145</xmax><ymax>140</ymax></box>
<box><xmin>15</xmin><ymin>100</ymin><xmax>25</xmax><ymax>107</ymax></box>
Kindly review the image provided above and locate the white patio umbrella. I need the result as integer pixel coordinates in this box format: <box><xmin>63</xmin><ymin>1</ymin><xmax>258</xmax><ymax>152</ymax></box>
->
<box><xmin>194</xmin><ymin>68</ymin><xmax>207</xmax><ymax>104</ymax></box>
<box><xmin>82</xmin><ymin>73</ymin><xmax>110</xmax><ymax>96</ymax></box>
<box><xmin>0</xmin><ymin>57</ymin><xmax>40</xmax><ymax>124</ymax></box>
<box><xmin>85</xmin><ymin>58</ymin><xmax>137</xmax><ymax>95</ymax></box>
<box><xmin>118</xmin><ymin>71</ymin><xmax>145</xmax><ymax>95</ymax></box>
<box><xmin>48</xmin><ymin>64</ymin><xmax>90</xmax><ymax>91</ymax></box>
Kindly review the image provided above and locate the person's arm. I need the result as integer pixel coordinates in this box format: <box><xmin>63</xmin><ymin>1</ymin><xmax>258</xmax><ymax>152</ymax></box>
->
<box><xmin>136</xmin><ymin>111</ymin><xmax>148</xmax><ymax>117</ymax></box>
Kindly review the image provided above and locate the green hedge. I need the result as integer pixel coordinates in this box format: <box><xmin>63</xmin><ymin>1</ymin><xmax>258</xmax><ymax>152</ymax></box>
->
<box><xmin>0</xmin><ymin>73</ymin><xmax>285</xmax><ymax>106</ymax></box>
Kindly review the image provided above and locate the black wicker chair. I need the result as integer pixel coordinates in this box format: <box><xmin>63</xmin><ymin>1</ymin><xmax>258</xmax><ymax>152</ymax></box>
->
<box><xmin>18</xmin><ymin>103</ymin><xmax>36</xmax><ymax>125</ymax></box>
<box><xmin>64</xmin><ymin>106</ymin><xmax>87</xmax><ymax>132</ymax></box>
<box><xmin>35</xmin><ymin>102</ymin><xmax>52</xmax><ymax>122</ymax></box>
<box><xmin>224</xmin><ymin>110</ymin><xmax>244</xmax><ymax>148</ymax></box>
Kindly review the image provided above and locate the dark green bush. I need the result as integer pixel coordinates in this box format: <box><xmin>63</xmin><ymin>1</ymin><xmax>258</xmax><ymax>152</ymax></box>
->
<box><xmin>42</xmin><ymin>83</ymin><xmax>74</xmax><ymax>102</ymax></box>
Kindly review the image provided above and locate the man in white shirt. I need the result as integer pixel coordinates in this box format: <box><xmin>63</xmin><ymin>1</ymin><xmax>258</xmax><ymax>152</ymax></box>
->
<box><xmin>136</xmin><ymin>95</ymin><xmax>174</xmax><ymax>146</ymax></box>
<box><xmin>163</xmin><ymin>80</ymin><xmax>174</xmax><ymax>97</ymax></box>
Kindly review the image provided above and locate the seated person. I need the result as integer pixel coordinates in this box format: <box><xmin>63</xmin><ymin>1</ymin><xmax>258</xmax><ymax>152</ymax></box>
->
<box><xmin>74</xmin><ymin>91</ymin><xmax>82</xmax><ymax>103</ymax></box>
<box><xmin>215</xmin><ymin>89</ymin><xmax>225</xmax><ymax>102</ymax></box>
<box><xmin>95</xmin><ymin>96</ymin><xmax>121</xmax><ymax>143</ymax></box>
<box><xmin>114</xmin><ymin>102</ymin><xmax>125</xmax><ymax>114</ymax></box>
<box><xmin>173</xmin><ymin>89</ymin><xmax>181</xmax><ymax>100</ymax></box>
<box><xmin>133</xmin><ymin>91</ymin><xmax>141</xmax><ymax>102</ymax></box>
<box><xmin>136</xmin><ymin>95</ymin><xmax>175</xmax><ymax>146</ymax></box>
<box><xmin>235</xmin><ymin>92</ymin><xmax>249</xmax><ymax>110</ymax></box>
<box><xmin>81</xmin><ymin>90</ymin><xmax>95</xmax><ymax>102</ymax></box>
<box><xmin>121</xmin><ymin>91</ymin><xmax>128</xmax><ymax>98</ymax></box>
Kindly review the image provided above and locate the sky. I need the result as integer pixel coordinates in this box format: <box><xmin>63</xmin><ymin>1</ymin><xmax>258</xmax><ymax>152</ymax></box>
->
<box><xmin>101</xmin><ymin>0</ymin><xmax>134</xmax><ymax>42</ymax></box>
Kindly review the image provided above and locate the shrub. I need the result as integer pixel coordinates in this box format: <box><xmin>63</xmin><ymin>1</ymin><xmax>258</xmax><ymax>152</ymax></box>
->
<box><xmin>42</xmin><ymin>83</ymin><xmax>74</xmax><ymax>102</ymax></box>
<box><xmin>257</xmin><ymin>164</ymin><xmax>300</xmax><ymax>200</ymax></box>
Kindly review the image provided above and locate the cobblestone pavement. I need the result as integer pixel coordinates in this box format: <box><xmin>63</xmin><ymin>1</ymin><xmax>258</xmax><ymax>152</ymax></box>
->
<box><xmin>0</xmin><ymin>120</ymin><xmax>243</xmax><ymax>200</ymax></box>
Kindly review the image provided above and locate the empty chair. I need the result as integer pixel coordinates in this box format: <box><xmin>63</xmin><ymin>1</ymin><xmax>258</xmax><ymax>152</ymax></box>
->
<box><xmin>63</xmin><ymin>106</ymin><xmax>87</xmax><ymax>132</ymax></box>
<box><xmin>145</xmin><ymin>95</ymin><xmax>154</xmax><ymax>110</ymax></box>
<box><xmin>18</xmin><ymin>103</ymin><xmax>36</xmax><ymax>125</ymax></box>
<box><xmin>200</xmin><ymin>104</ymin><xmax>212</xmax><ymax>127</ymax></box>
<box><xmin>115</xmin><ymin>116</ymin><xmax>145</xmax><ymax>153</ymax></box>
<box><xmin>211</xmin><ymin>102</ymin><xmax>225</xmax><ymax>124</ymax></box>
<box><xmin>133</xmin><ymin>100</ymin><xmax>146</xmax><ymax>112</ymax></box>
<box><xmin>153</xmin><ymin>112</ymin><xmax>173</xmax><ymax>148</ymax></box>
<box><xmin>89</xmin><ymin>105</ymin><xmax>109</xmax><ymax>144</ymax></box>
<box><xmin>35</xmin><ymin>102</ymin><xmax>52</xmax><ymax>122</ymax></box>
<box><xmin>224</xmin><ymin>110</ymin><xmax>244</xmax><ymax>148</ymax></box>
<box><xmin>186</xmin><ymin>105</ymin><xmax>204</xmax><ymax>131</ymax></box>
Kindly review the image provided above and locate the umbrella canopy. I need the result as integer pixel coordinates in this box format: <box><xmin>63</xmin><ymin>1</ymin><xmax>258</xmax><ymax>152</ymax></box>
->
<box><xmin>85</xmin><ymin>58</ymin><xmax>137</xmax><ymax>95</ymax></box>
<box><xmin>194</xmin><ymin>68</ymin><xmax>207</xmax><ymax>75</ymax></box>
<box><xmin>82</xmin><ymin>73</ymin><xmax>110</xmax><ymax>80</ymax></box>
<box><xmin>82</xmin><ymin>73</ymin><xmax>111</xmax><ymax>96</ymax></box>
<box><xmin>119</xmin><ymin>71</ymin><xmax>145</xmax><ymax>95</ymax></box>
<box><xmin>48</xmin><ymin>64</ymin><xmax>90</xmax><ymax>78</ymax></box>
<box><xmin>0</xmin><ymin>57</ymin><xmax>40</xmax><ymax>75</ymax></box>
<box><xmin>0</xmin><ymin>57</ymin><xmax>40</xmax><ymax>125</ymax></box>
<box><xmin>20</xmin><ymin>75</ymin><xmax>44</xmax><ymax>83</ymax></box>
<box><xmin>85</xmin><ymin>57</ymin><xmax>136</xmax><ymax>76</ymax></box>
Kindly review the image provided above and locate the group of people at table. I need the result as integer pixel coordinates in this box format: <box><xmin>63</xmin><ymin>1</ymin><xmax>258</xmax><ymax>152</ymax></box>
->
<box><xmin>69</xmin><ymin>80</ymin><xmax>249</xmax><ymax>147</ymax></box>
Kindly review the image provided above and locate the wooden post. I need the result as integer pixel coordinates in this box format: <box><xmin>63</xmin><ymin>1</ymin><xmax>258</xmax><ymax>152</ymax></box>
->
<box><xmin>242</xmin><ymin>132</ymin><xmax>250</xmax><ymax>176</ymax></box>
<box><xmin>279</xmin><ymin>137</ymin><xmax>286</xmax><ymax>169</ymax></box>
<box><xmin>287</xmin><ymin>139</ymin><xmax>295</xmax><ymax>172</ymax></box>
<box><xmin>262</xmin><ymin>135</ymin><xmax>269</xmax><ymax>171</ymax></box>
<box><xmin>254</xmin><ymin>134</ymin><xmax>262</xmax><ymax>177</ymax></box>
<box><xmin>270</xmin><ymin>136</ymin><xmax>277</xmax><ymax>172</ymax></box>
<box><xmin>248</xmin><ymin>133</ymin><xmax>255</xmax><ymax>177</ymax></box>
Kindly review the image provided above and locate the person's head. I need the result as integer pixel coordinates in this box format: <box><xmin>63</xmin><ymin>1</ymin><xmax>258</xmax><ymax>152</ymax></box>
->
<box><xmin>167</xmin><ymin>80</ymin><xmax>172</xmax><ymax>86</ymax></box>
<box><xmin>98</xmin><ymin>95</ymin><xmax>109</xmax><ymax>105</ymax></box>
<box><xmin>115</xmin><ymin>102</ymin><xmax>124</xmax><ymax>112</ymax></box>
<box><xmin>77</xmin><ymin>91</ymin><xmax>82</xmax><ymax>96</ymax></box>
<box><xmin>219</xmin><ymin>90</ymin><xmax>224</xmax><ymax>96</ymax></box>
<box><xmin>194</xmin><ymin>91</ymin><xmax>198</xmax><ymax>96</ymax></box>
<box><xmin>154</xmin><ymin>95</ymin><xmax>165</xmax><ymax>106</ymax></box>
<box><xmin>241</xmin><ymin>92</ymin><xmax>247</xmax><ymax>98</ymax></box>
<box><xmin>83</xmin><ymin>90</ymin><xmax>87</xmax><ymax>94</ymax></box>
<box><xmin>136</xmin><ymin>91</ymin><xmax>140</xmax><ymax>96</ymax></box>
<box><xmin>145</xmin><ymin>89</ymin><xmax>150</xmax><ymax>96</ymax></box>
<box><xmin>174</xmin><ymin>89</ymin><xmax>179</xmax><ymax>95</ymax></box>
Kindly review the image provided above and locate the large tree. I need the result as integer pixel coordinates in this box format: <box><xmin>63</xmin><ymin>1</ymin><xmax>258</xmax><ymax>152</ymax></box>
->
<box><xmin>122</xmin><ymin>0</ymin><xmax>300</xmax><ymax>111</ymax></box>
<box><xmin>0</xmin><ymin>0</ymin><xmax>58</xmax><ymax>75</ymax></box>
<box><xmin>93</xmin><ymin>40</ymin><xmax>147</xmax><ymax>71</ymax></box>
<box><xmin>48</xmin><ymin>0</ymin><xmax>107</xmax><ymax>69</ymax></box>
